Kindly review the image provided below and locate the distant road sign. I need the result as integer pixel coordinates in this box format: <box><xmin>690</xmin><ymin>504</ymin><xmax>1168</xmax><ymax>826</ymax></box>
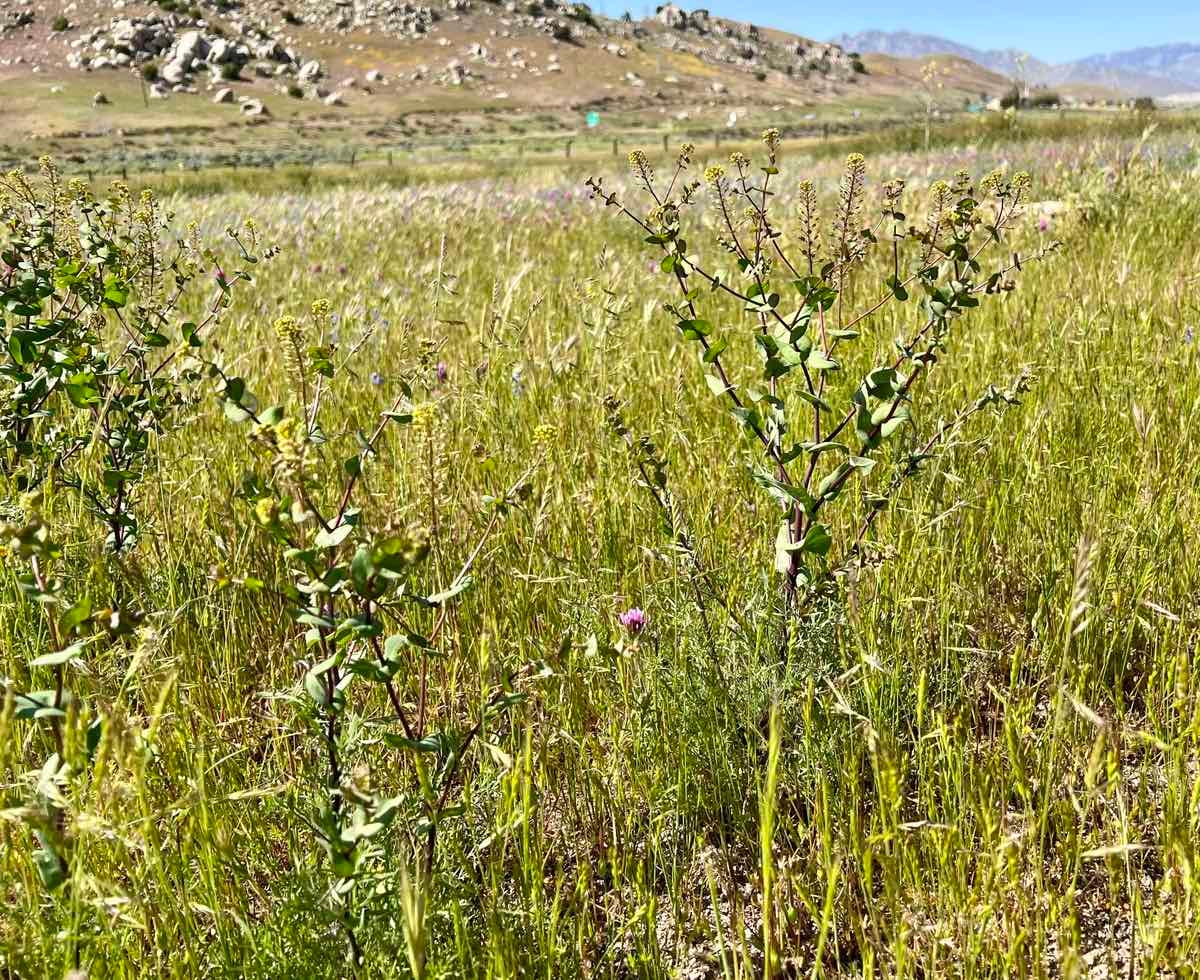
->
<box><xmin>586</xmin><ymin>111</ymin><xmax>601</xmax><ymax>128</ymax></box>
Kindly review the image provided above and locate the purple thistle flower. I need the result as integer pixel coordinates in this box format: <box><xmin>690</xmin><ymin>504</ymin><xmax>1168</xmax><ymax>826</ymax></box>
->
<box><xmin>435</xmin><ymin>361</ymin><xmax>448</xmax><ymax>384</ymax></box>
<box><xmin>618</xmin><ymin>607</ymin><xmax>647</xmax><ymax>635</ymax></box>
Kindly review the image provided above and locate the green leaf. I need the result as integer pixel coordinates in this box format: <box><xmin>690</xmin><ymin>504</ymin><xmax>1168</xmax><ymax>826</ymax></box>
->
<box><xmin>340</xmin><ymin>821</ymin><xmax>386</xmax><ymax>844</ymax></box>
<box><xmin>803</xmin><ymin>441</ymin><xmax>849</xmax><ymax>456</ymax></box>
<box><xmin>886</xmin><ymin>275</ymin><xmax>909</xmax><ymax>301</ymax></box>
<box><xmin>303</xmin><ymin>657</ymin><xmax>337</xmax><ymax>708</ymax></box>
<box><xmin>60</xmin><ymin>598</ymin><xmax>92</xmax><ymax>633</ymax></box>
<box><xmin>427</xmin><ymin>577</ymin><xmax>472</xmax><ymax>606</ymax></box>
<box><xmin>296</xmin><ymin>611</ymin><xmax>335</xmax><ymax>629</ymax></box>
<box><xmin>102</xmin><ymin>275</ymin><xmax>129</xmax><ymax>309</ymax></box>
<box><xmin>800</xmin><ymin>522</ymin><xmax>833</xmax><ymax>557</ymax></box>
<box><xmin>64</xmin><ymin>372</ymin><xmax>100</xmax><ymax>408</ymax></box>
<box><xmin>383</xmin><ymin>733</ymin><xmax>446</xmax><ymax>754</ymax></box>
<box><xmin>677</xmin><ymin>318</ymin><xmax>712</xmax><ymax>340</ymax></box>
<box><xmin>485</xmin><ymin>692</ymin><xmax>528</xmax><ymax>717</ymax></box>
<box><xmin>315</xmin><ymin>523</ymin><xmax>354</xmax><ymax>549</ymax></box>
<box><xmin>30</xmin><ymin>640</ymin><xmax>88</xmax><ymax>668</ymax></box>
<box><xmin>704</xmin><ymin>373</ymin><xmax>729</xmax><ymax>398</ymax></box>
<box><xmin>806</xmin><ymin>349</ymin><xmax>839</xmax><ymax>372</ymax></box>
<box><xmin>774</xmin><ymin>520</ymin><xmax>794</xmax><ymax>574</ymax></box>
<box><xmin>33</xmin><ymin>839</ymin><xmax>67</xmax><ymax>892</ymax></box>
<box><xmin>384</xmin><ymin>633</ymin><xmax>432</xmax><ymax>658</ymax></box>
<box><xmin>14</xmin><ymin>690</ymin><xmax>71</xmax><ymax>721</ymax></box>
<box><xmin>794</xmin><ymin>389</ymin><xmax>833</xmax><ymax>413</ymax></box>
<box><xmin>752</xmin><ymin>469</ymin><xmax>816</xmax><ymax>516</ymax></box>
<box><xmin>702</xmin><ymin>337</ymin><xmax>728</xmax><ymax>363</ymax></box>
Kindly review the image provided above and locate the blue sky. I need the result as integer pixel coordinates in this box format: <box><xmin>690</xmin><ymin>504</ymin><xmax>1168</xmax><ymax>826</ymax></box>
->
<box><xmin>593</xmin><ymin>2</ymin><xmax>1200</xmax><ymax>63</ymax></box>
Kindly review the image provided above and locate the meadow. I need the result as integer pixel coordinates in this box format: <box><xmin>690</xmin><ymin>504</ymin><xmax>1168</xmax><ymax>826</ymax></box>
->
<box><xmin>3</xmin><ymin>117</ymin><xmax>1200</xmax><ymax>978</ymax></box>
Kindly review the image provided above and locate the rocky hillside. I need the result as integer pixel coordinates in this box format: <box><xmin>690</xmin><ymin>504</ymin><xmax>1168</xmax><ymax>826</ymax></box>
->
<box><xmin>0</xmin><ymin>0</ymin><xmax>1005</xmax><ymax>121</ymax></box>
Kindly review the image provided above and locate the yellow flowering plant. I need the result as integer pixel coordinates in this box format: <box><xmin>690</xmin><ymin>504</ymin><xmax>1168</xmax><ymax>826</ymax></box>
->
<box><xmin>0</xmin><ymin>159</ymin><xmax>263</xmax><ymax>910</ymax></box>
<box><xmin>215</xmin><ymin>298</ymin><xmax>544</xmax><ymax>968</ymax></box>
<box><xmin>589</xmin><ymin>135</ymin><xmax>1057</xmax><ymax>646</ymax></box>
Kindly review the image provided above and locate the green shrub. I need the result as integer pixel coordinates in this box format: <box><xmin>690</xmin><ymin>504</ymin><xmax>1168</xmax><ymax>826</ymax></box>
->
<box><xmin>141</xmin><ymin>62</ymin><xmax>159</xmax><ymax>81</ymax></box>
<box><xmin>0</xmin><ymin>160</ymin><xmax>262</xmax><ymax>897</ymax></box>
<box><xmin>50</xmin><ymin>15</ymin><xmax>69</xmax><ymax>31</ymax></box>
<box><xmin>591</xmin><ymin>137</ymin><xmax>1046</xmax><ymax>625</ymax></box>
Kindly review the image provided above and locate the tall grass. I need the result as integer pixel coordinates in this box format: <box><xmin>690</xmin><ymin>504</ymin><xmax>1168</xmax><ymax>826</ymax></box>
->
<box><xmin>3</xmin><ymin>123</ymin><xmax>1200</xmax><ymax>977</ymax></box>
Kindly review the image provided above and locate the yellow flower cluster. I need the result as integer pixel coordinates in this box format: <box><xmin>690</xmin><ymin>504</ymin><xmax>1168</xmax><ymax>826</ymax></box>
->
<box><xmin>274</xmin><ymin>315</ymin><xmax>306</xmax><ymax>391</ymax></box>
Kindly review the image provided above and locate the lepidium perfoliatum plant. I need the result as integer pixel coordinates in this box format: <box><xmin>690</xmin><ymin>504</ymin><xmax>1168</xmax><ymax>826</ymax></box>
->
<box><xmin>0</xmin><ymin>160</ymin><xmax>261</xmax><ymax>916</ymax></box>
<box><xmin>587</xmin><ymin>134</ymin><xmax>1055</xmax><ymax>634</ymax></box>
<box><xmin>214</xmin><ymin>301</ymin><xmax>545</xmax><ymax>974</ymax></box>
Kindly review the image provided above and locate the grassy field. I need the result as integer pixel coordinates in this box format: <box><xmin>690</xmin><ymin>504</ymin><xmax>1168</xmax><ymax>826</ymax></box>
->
<box><xmin>3</xmin><ymin>118</ymin><xmax>1200</xmax><ymax>978</ymax></box>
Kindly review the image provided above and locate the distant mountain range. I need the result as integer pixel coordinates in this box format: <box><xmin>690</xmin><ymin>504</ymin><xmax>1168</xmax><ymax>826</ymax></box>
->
<box><xmin>830</xmin><ymin>30</ymin><xmax>1200</xmax><ymax>96</ymax></box>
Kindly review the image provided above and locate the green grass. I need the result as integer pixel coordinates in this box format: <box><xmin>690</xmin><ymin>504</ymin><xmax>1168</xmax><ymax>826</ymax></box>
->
<box><xmin>3</xmin><ymin>119</ymin><xmax>1200</xmax><ymax>977</ymax></box>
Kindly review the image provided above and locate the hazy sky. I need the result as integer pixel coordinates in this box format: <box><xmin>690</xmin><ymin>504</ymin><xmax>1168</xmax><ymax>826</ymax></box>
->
<box><xmin>594</xmin><ymin>2</ymin><xmax>1200</xmax><ymax>63</ymax></box>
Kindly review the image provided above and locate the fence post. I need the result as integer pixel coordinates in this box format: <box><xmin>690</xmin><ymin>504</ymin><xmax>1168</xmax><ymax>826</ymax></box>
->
<box><xmin>662</xmin><ymin>132</ymin><xmax>668</xmax><ymax>155</ymax></box>
<box><xmin>565</xmin><ymin>139</ymin><xmax>572</xmax><ymax>159</ymax></box>
<box><xmin>612</xmin><ymin>137</ymin><xmax>618</xmax><ymax>156</ymax></box>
